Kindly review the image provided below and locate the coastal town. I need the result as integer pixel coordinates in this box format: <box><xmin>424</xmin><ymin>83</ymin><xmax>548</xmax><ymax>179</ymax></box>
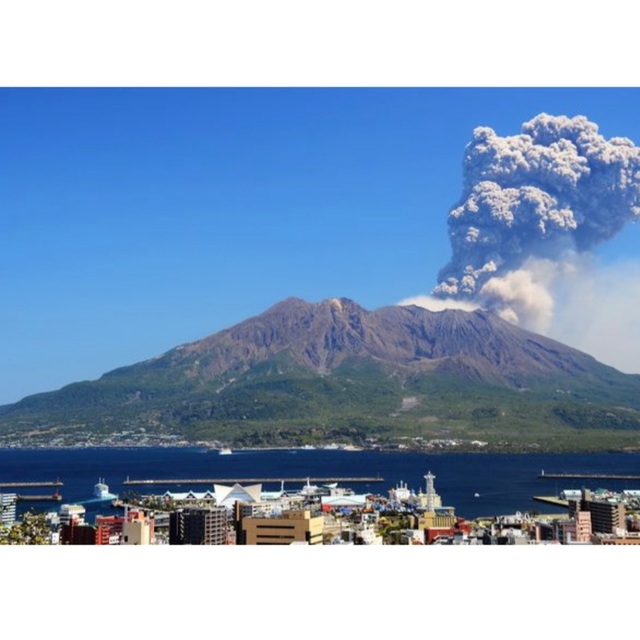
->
<box><xmin>2</xmin><ymin>469</ymin><xmax>639</xmax><ymax>545</ymax></box>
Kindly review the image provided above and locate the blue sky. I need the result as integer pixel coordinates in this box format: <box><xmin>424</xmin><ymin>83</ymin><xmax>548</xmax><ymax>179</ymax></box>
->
<box><xmin>3</xmin><ymin>87</ymin><xmax>640</xmax><ymax>404</ymax></box>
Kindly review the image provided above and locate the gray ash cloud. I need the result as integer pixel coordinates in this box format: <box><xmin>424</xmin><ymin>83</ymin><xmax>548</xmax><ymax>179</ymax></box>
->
<box><xmin>433</xmin><ymin>113</ymin><xmax>640</xmax><ymax>328</ymax></box>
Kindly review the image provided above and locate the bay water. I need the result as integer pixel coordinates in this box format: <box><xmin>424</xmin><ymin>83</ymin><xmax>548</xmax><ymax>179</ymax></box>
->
<box><xmin>2</xmin><ymin>447</ymin><xmax>639</xmax><ymax>521</ymax></box>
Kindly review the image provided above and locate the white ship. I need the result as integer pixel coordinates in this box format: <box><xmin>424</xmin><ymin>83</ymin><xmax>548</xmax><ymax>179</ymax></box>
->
<box><xmin>93</xmin><ymin>478</ymin><xmax>117</xmax><ymax>500</ymax></box>
<box><xmin>300</xmin><ymin>477</ymin><xmax>320</xmax><ymax>496</ymax></box>
<box><xmin>219</xmin><ymin>447</ymin><xmax>233</xmax><ymax>455</ymax></box>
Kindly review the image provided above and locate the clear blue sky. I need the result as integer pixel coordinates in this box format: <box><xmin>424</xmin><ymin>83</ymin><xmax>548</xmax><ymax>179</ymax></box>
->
<box><xmin>3</xmin><ymin>87</ymin><xmax>640</xmax><ymax>404</ymax></box>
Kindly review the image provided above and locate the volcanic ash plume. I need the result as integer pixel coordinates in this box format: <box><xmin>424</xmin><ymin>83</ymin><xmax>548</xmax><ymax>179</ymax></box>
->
<box><xmin>433</xmin><ymin>113</ymin><xmax>640</xmax><ymax>330</ymax></box>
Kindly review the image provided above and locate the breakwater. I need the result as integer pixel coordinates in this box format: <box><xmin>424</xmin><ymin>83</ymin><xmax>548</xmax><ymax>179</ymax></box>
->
<box><xmin>16</xmin><ymin>494</ymin><xmax>63</xmax><ymax>502</ymax></box>
<box><xmin>539</xmin><ymin>472</ymin><xmax>640</xmax><ymax>480</ymax></box>
<box><xmin>123</xmin><ymin>476</ymin><xmax>384</xmax><ymax>485</ymax></box>
<box><xmin>0</xmin><ymin>480</ymin><xmax>63</xmax><ymax>488</ymax></box>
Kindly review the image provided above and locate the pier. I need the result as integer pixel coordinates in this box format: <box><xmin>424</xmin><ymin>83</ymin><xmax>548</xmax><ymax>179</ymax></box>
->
<box><xmin>532</xmin><ymin>496</ymin><xmax>569</xmax><ymax>508</ymax></box>
<box><xmin>0</xmin><ymin>480</ymin><xmax>63</xmax><ymax>488</ymax></box>
<box><xmin>538</xmin><ymin>471</ymin><xmax>640</xmax><ymax>480</ymax></box>
<box><xmin>16</xmin><ymin>494</ymin><xmax>63</xmax><ymax>502</ymax></box>
<box><xmin>123</xmin><ymin>476</ymin><xmax>384</xmax><ymax>486</ymax></box>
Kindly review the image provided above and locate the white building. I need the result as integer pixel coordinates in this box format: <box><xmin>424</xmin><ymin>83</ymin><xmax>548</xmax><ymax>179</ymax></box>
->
<box><xmin>0</xmin><ymin>493</ymin><xmax>17</xmax><ymax>526</ymax></box>
<box><xmin>59</xmin><ymin>504</ymin><xmax>86</xmax><ymax>526</ymax></box>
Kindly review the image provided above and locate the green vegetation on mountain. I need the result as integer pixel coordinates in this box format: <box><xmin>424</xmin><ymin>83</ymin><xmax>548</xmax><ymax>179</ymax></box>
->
<box><xmin>2</xmin><ymin>298</ymin><xmax>640</xmax><ymax>452</ymax></box>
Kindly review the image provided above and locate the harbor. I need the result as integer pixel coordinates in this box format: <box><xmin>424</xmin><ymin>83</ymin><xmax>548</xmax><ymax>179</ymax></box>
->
<box><xmin>2</xmin><ymin>448</ymin><xmax>640</xmax><ymax>522</ymax></box>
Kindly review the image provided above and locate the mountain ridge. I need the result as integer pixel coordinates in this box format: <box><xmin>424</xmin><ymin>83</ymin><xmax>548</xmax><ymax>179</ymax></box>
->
<box><xmin>2</xmin><ymin>297</ymin><xmax>640</xmax><ymax>451</ymax></box>
<box><xmin>105</xmin><ymin>296</ymin><xmax>613</xmax><ymax>387</ymax></box>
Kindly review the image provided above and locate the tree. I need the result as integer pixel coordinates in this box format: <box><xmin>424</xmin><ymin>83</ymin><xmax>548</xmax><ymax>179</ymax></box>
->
<box><xmin>0</xmin><ymin>510</ymin><xmax>52</xmax><ymax>545</ymax></box>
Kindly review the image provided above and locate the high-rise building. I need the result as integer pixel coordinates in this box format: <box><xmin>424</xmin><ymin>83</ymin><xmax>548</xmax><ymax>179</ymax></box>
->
<box><xmin>122</xmin><ymin>510</ymin><xmax>154</xmax><ymax>545</ymax></box>
<box><xmin>95</xmin><ymin>515</ymin><xmax>125</xmax><ymax>545</ymax></box>
<box><xmin>169</xmin><ymin>507</ymin><xmax>228</xmax><ymax>545</ymax></box>
<box><xmin>0</xmin><ymin>493</ymin><xmax>17</xmax><ymax>526</ymax></box>
<box><xmin>556</xmin><ymin>510</ymin><xmax>592</xmax><ymax>544</ymax></box>
<box><xmin>59</xmin><ymin>504</ymin><xmax>86</xmax><ymax>526</ymax></box>
<box><xmin>59</xmin><ymin>504</ymin><xmax>94</xmax><ymax>544</ymax></box>
<box><xmin>578</xmin><ymin>489</ymin><xmax>626</xmax><ymax>534</ymax></box>
<box><xmin>60</xmin><ymin>521</ymin><xmax>97</xmax><ymax>545</ymax></box>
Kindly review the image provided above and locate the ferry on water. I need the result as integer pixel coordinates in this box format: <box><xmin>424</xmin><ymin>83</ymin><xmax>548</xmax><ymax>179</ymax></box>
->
<box><xmin>219</xmin><ymin>447</ymin><xmax>233</xmax><ymax>456</ymax></box>
<box><xmin>93</xmin><ymin>478</ymin><xmax>117</xmax><ymax>500</ymax></box>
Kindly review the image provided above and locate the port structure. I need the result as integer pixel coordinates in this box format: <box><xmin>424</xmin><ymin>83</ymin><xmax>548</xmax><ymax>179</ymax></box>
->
<box><xmin>123</xmin><ymin>476</ymin><xmax>384</xmax><ymax>485</ymax></box>
<box><xmin>538</xmin><ymin>472</ymin><xmax>640</xmax><ymax>480</ymax></box>
<box><xmin>0</xmin><ymin>480</ymin><xmax>63</xmax><ymax>488</ymax></box>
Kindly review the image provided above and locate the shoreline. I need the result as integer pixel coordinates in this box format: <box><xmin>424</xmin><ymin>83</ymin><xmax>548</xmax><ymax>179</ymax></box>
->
<box><xmin>1</xmin><ymin>443</ymin><xmax>639</xmax><ymax>456</ymax></box>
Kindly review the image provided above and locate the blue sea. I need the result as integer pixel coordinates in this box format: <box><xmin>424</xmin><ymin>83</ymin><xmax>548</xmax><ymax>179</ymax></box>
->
<box><xmin>1</xmin><ymin>447</ymin><xmax>639</xmax><ymax>521</ymax></box>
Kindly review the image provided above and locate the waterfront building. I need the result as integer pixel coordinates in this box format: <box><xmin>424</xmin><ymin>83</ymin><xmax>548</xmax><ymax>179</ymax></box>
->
<box><xmin>388</xmin><ymin>481</ymin><xmax>412</xmax><ymax>503</ymax></box>
<box><xmin>241</xmin><ymin>508</ymin><xmax>323</xmax><ymax>545</ymax></box>
<box><xmin>560</xmin><ymin>489</ymin><xmax>582</xmax><ymax>501</ymax></box>
<box><xmin>405</xmin><ymin>472</ymin><xmax>445</xmax><ymax>510</ymax></box>
<box><xmin>214</xmin><ymin>483</ymin><xmax>262</xmax><ymax>509</ymax></box>
<box><xmin>577</xmin><ymin>489</ymin><xmax>626</xmax><ymax>534</ymax></box>
<box><xmin>0</xmin><ymin>493</ymin><xmax>17</xmax><ymax>526</ymax></box>
<box><xmin>412</xmin><ymin>472</ymin><xmax>456</xmax><ymax>542</ymax></box>
<box><xmin>320</xmin><ymin>494</ymin><xmax>369</xmax><ymax>511</ymax></box>
<box><xmin>161</xmin><ymin>490</ymin><xmax>216</xmax><ymax>505</ymax></box>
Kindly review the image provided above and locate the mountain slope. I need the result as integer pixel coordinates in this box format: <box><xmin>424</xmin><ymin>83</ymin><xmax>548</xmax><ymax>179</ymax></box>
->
<box><xmin>2</xmin><ymin>297</ymin><xmax>640</xmax><ymax>450</ymax></box>
<box><xmin>104</xmin><ymin>297</ymin><xmax>626</xmax><ymax>385</ymax></box>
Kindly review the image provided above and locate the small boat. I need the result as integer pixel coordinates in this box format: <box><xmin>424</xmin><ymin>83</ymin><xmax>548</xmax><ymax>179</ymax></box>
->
<box><xmin>474</xmin><ymin>492</ymin><xmax>480</xmax><ymax>498</ymax></box>
<box><xmin>219</xmin><ymin>447</ymin><xmax>233</xmax><ymax>455</ymax></box>
<box><xmin>94</xmin><ymin>478</ymin><xmax>117</xmax><ymax>500</ymax></box>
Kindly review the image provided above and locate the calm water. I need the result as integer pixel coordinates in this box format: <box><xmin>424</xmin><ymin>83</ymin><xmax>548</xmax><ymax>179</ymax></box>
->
<box><xmin>1</xmin><ymin>447</ymin><xmax>639</xmax><ymax>521</ymax></box>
